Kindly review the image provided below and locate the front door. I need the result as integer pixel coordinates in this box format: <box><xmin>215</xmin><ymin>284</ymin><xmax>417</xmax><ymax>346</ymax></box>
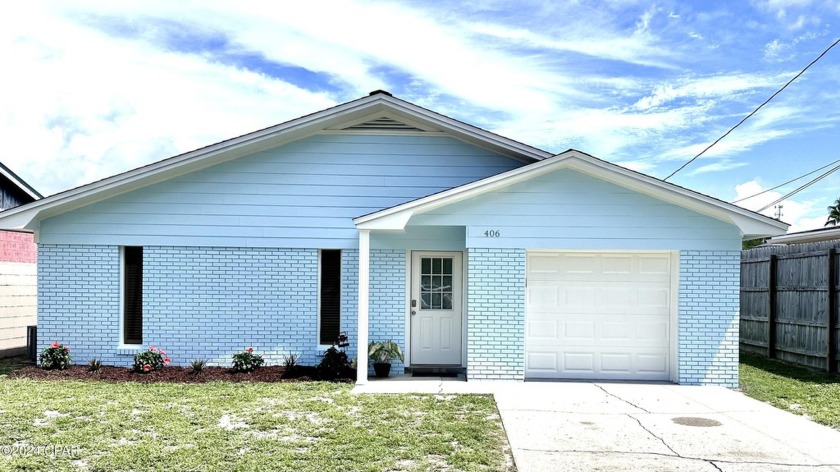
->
<box><xmin>410</xmin><ymin>252</ymin><xmax>463</xmax><ymax>365</ymax></box>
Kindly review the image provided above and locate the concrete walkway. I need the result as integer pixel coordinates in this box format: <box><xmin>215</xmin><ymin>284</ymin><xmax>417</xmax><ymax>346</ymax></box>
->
<box><xmin>353</xmin><ymin>377</ymin><xmax>840</xmax><ymax>471</ymax></box>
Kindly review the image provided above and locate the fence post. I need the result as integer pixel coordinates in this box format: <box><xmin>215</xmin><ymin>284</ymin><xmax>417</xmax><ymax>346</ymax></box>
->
<box><xmin>827</xmin><ymin>249</ymin><xmax>836</xmax><ymax>372</ymax></box>
<box><xmin>768</xmin><ymin>255</ymin><xmax>777</xmax><ymax>359</ymax></box>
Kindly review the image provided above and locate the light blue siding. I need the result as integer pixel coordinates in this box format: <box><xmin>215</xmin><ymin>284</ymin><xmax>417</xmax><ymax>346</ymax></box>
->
<box><xmin>39</xmin><ymin>134</ymin><xmax>522</xmax><ymax>247</ymax></box>
<box><xmin>373</xmin><ymin>226</ymin><xmax>466</xmax><ymax>251</ymax></box>
<box><xmin>411</xmin><ymin>169</ymin><xmax>742</xmax><ymax>251</ymax></box>
<box><xmin>678</xmin><ymin>250</ymin><xmax>740</xmax><ymax>387</ymax></box>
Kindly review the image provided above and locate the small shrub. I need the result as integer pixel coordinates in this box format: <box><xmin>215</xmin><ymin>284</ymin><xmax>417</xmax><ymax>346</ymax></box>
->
<box><xmin>282</xmin><ymin>352</ymin><xmax>300</xmax><ymax>370</ymax></box>
<box><xmin>40</xmin><ymin>342</ymin><xmax>72</xmax><ymax>370</ymax></box>
<box><xmin>88</xmin><ymin>358</ymin><xmax>102</xmax><ymax>373</ymax></box>
<box><xmin>318</xmin><ymin>332</ymin><xmax>351</xmax><ymax>380</ymax></box>
<box><xmin>318</xmin><ymin>347</ymin><xmax>350</xmax><ymax>380</ymax></box>
<box><xmin>133</xmin><ymin>345</ymin><xmax>171</xmax><ymax>373</ymax></box>
<box><xmin>189</xmin><ymin>359</ymin><xmax>207</xmax><ymax>375</ymax></box>
<box><xmin>232</xmin><ymin>347</ymin><xmax>264</xmax><ymax>373</ymax></box>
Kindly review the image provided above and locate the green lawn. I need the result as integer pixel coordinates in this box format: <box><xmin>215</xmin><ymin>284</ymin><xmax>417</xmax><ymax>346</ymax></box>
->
<box><xmin>0</xmin><ymin>364</ymin><xmax>512</xmax><ymax>471</ymax></box>
<box><xmin>740</xmin><ymin>352</ymin><xmax>840</xmax><ymax>429</ymax></box>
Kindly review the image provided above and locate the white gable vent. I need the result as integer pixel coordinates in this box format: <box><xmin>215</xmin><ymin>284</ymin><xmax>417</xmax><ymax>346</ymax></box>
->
<box><xmin>343</xmin><ymin>117</ymin><xmax>426</xmax><ymax>132</ymax></box>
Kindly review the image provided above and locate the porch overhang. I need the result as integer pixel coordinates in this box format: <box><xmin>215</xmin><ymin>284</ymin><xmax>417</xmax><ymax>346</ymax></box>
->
<box><xmin>353</xmin><ymin>149</ymin><xmax>789</xmax><ymax>239</ymax></box>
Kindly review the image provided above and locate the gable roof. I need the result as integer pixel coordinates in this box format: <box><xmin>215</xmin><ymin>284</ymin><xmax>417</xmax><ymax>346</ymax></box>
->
<box><xmin>0</xmin><ymin>91</ymin><xmax>552</xmax><ymax>232</ymax></box>
<box><xmin>0</xmin><ymin>161</ymin><xmax>42</xmax><ymax>203</ymax></box>
<box><xmin>355</xmin><ymin>149</ymin><xmax>789</xmax><ymax>240</ymax></box>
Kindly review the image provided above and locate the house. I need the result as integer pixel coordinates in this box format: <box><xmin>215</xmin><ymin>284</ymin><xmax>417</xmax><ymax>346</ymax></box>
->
<box><xmin>767</xmin><ymin>226</ymin><xmax>840</xmax><ymax>244</ymax></box>
<box><xmin>0</xmin><ymin>162</ymin><xmax>41</xmax><ymax>357</ymax></box>
<box><xmin>0</xmin><ymin>91</ymin><xmax>787</xmax><ymax>385</ymax></box>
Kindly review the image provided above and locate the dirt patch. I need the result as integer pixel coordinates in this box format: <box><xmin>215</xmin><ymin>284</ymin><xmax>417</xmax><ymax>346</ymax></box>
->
<box><xmin>7</xmin><ymin>365</ymin><xmax>355</xmax><ymax>384</ymax></box>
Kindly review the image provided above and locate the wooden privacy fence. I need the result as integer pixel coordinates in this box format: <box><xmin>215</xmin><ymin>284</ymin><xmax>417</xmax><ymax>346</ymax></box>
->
<box><xmin>740</xmin><ymin>240</ymin><xmax>840</xmax><ymax>372</ymax></box>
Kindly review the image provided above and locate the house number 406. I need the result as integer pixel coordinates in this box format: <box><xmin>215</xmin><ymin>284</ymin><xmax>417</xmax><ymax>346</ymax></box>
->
<box><xmin>484</xmin><ymin>230</ymin><xmax>500</xmax><ymax>237</ymax></box>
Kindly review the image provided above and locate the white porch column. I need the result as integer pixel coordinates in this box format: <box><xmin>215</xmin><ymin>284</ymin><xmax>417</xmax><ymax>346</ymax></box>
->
<box><xmin>356</xmin><ymin>229</ymin><xmax>370</xmax><ymax>384</ymax></box>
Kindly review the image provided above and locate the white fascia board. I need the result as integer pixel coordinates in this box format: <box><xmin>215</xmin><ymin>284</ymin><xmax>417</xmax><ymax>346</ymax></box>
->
<box><xmin>356</xmin><ymin>150</ymin><xmax>789</xmax><ymax>238</ymax></box>
<box><xmin>0</xmin><ymin>166</ymin><xmax>41</xmax><ymax>200</ymax></box>
<box><xmin>768</xmin><ymin>228</ymin><xmax>840</xmax><ymax>244</ymax></box>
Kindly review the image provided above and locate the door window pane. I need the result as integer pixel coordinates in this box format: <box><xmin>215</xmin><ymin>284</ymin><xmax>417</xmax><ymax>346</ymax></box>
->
<box><xmin>419</xmin><ymin>257</ymin><xmax>454</xmax><ymax>310</ymax></box>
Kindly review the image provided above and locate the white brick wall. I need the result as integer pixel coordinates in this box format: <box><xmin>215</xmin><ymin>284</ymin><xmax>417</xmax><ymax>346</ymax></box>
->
<box><xmin>38</xmin><ymin>245</ymin><xmax>121</xmax><ymax>364</ymax></box>
<box><xmin>466</xmin><ymin>248</ymin><xmax>525</xmax><ymax>380</ymax></box>
<box><xmin>678</xmin><ymin>250</ymin><xmax>741</xmax><ymax>387</ymax></box>
<box><xmin>38</xmin><ymin>245</ymin><xmax>322</xmax><ymax>367</ymax></box>
<box><xmin>368</xmin><ymin>249</ymin><xmax>406</xmax><ymax>374</ymax></box>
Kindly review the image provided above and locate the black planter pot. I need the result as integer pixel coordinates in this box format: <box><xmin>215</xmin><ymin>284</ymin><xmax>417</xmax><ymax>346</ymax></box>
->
<box><xmin>373</xmin><ymin>362</ymin><xmax>392</xmax><ymax>378</ymax></box>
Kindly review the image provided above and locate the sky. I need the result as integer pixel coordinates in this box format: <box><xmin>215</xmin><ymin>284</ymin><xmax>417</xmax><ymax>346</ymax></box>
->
<box><xmin>1</xmin><ymin>1</ymin><xmax>839</xmax><ymax>232</ymax></box>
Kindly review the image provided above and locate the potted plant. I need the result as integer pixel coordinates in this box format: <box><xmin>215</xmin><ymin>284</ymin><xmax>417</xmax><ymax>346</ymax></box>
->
<box><xmin>368</xmin><ymin>340</ymin><xmax>404</xmax><ymax>378</ymax></box>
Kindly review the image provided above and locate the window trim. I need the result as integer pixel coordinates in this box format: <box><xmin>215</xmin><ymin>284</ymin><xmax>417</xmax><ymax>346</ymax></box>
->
<box><xmin>317</xmin><ymin>249</ymin><xmax>342</xmax><ymax>349</ymax></box>
<box><xmin>118</xmin><ymin>246</ymin><xmax>143</xmax><ymax>349</ymax></box>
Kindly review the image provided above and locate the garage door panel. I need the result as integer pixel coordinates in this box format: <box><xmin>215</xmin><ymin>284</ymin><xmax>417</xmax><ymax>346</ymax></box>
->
<box><xmin>563</xmin><ymin>352</ymin><xmax>595</xmax><ymax>371</ymax></box>
<box><xmin>525</xmin><ymin>251</ymin><xmax>673</xmax><ymax>381</ymax></box>
<box><xmin>637</xmin><ymin>353</ymin><xmax>669</xmax><ymax>374</ymax></box>
<box><xmin>528</xmin><ymin>284</ymin><xmax>560</xmax><ymax>309</ymax></box>
<box><xmin>600</xmin><ymin>353</ymin><xmax>632</xmax><ymax>373</ymax></box>
<box><xmin>601</xmin><ymin>321</ymin><xmax>633</xmax><ymax>341</ymax></box>
<box><xmin>526</xmin><ymin>352</ymin><xmax>558</xmax><ymax>371</ymax></box>
<box><xmin>564</xmin><ymin>320</ymin><xmax>595</xmax><ymax>342</ymax></box>
<box><xmin>565</xmin><ymin>287</ymin><xmax>596</xmax><ymax>308</ymax></box>
<box><xmin>639</xmin><ymin>255</ymin><xmax>671</xmax><ymax>275</ymax></box>
<box><xmin>527</xmin><ymin>319</ymin><xmax>559</xmax><ymax>339</ymax></box>
<box><xmin>637</xmin><ymin>321</ymin><xmax>669</xmax><ymax>347</ymax></box>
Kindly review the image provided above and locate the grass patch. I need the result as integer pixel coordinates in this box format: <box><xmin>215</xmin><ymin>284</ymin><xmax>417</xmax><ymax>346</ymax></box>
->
<box><xmin>0</xmin><ymin>356</ymin><xmax>31</xmax><ymax>376</ymax></box>
<box><xmin>740</xmin><ymin>352</ymin><xmax>840</xmax><ymax>429</ymax></box>
<box><xmin>0</xmin><ymin>378</ymin><xmax>511</xmax><ymax>471</ymax></box>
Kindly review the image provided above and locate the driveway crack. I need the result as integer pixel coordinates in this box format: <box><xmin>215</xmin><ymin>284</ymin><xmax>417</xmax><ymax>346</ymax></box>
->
<box><xmin>627</xmin><ymin>414</ymin><xmax>680</xmax><ymax>457</ymax></box>
<box><xmin>594</xmin><ymin>384</ymin><xmax>650</xmax><ymax>413</ymax></box>
<box><xmin>708</xmin><ymin>460</ymin><xmax>723</xmax><ymax>471</ymax></box>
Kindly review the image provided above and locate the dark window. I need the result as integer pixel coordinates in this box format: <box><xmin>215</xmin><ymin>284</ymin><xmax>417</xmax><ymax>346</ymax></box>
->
<box><xmin>319</xmin><ymin>250</ymin><xmax>341</xmax><ymax>345</ymax></box>
<box><xmin>123</xmin><ymin>246</ymin><xmax>143</xmax><ymax>345</ymax></box>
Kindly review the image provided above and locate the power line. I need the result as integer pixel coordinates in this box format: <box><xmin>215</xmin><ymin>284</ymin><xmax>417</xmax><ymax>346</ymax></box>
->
<box><xmin>732</xmin><ymin>157</ymin><xmax>840</xmax><ymax>203</ymax></box>
<box><xmin>757</xmin><ymin>162</ymin><xmax>840</xmax><ymax>212</ymax></box>
<box><xmin>664</xmin><ymin>36</ymin><xmax>840</xmax><ymax>181</ymax></box>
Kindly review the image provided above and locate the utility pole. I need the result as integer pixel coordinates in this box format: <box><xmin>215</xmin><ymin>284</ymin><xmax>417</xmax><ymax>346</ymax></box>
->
<box><xmin>774</xmin><ymin>204</ymin><xmax>784</xmax><ymax>220</ymax></box>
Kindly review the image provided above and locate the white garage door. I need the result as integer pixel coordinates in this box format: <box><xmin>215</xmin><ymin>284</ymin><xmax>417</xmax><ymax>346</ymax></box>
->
<box><xmin>525</xmin><ymin>251</ymin><xmax>673</xmax><ymax>381</ymax></box>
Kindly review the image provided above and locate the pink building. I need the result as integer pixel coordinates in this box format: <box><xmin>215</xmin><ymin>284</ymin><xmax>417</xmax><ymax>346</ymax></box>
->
<box><xmin>0</xmin><ymin>163</ymin><xmax>40</xmax><ymax>357</ymax></box>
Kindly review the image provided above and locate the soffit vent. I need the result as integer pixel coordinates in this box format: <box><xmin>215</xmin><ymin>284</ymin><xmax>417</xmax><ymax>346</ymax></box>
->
<box><xmin>343</xmin><ymin>117</ymin><xmax>426</xmax><ymax>132</ymax></box>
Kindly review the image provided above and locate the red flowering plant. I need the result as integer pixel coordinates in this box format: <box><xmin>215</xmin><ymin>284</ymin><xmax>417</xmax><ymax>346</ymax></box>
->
<box><xmin>133</xmin><ymin>345</ymin><xmax>171</xmax><ymax>373</ymax></box>
<box><xmin>232</xmin><ymin>347</ymin><xmax>264</xmax><ymax>373</ymax></box>
<box><xmin>40</xmin><ymin>341</ymin><xmax>73</xmax><ymax>370</ymax></box>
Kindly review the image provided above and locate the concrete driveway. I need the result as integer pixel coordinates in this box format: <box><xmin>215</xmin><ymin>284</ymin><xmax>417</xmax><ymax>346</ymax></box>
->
<box><xmin>355</xmin><ymin>378</ymin><xmax>840</xmax><ymax>471</ymax></box>
<box><xmin>494</xmin><ymin>382</ymin><xmax>840</xmax><ymax>472</ymax></box>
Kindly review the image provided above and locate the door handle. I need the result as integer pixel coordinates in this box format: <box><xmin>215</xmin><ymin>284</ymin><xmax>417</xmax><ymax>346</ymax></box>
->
<box><xmin>411</xmin><ymin>310</ymin><xmax>416</xmax><ymax>316</ymax></box>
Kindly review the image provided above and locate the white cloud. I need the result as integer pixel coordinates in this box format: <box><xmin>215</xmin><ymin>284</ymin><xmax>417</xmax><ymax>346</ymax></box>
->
<box><xmin>686</xmin><ymin>161</ymin><xmax>749</xmax><ymax>176</ymax></box>
<box><xmin>463</xmin><ymin>18</ymin><xmax>676</xmax><ymax>70</ymax></box>
<box><xmin>633</xmin><ymin>72</ymin><xmax>788</xmax><ymax>110</ymax></box>
<box><xmin>734</xmin><ymin>179</ymin><xmax>824</xmax><ymax>231</ymax></box>
<box><xmin>0</xmin><ymin>0</ymin><xmax>837</xmax><ymax>203</ymax></box>
<box><xmin>0</xmin><ymin>3</ymin><xmax>337</xmax><ymax>195</ymax></box>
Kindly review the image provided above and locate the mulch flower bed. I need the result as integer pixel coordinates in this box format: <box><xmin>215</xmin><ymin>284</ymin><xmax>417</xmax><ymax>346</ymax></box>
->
<box><xmin>8</xmin><ymin>365</ymin><xmax>356</xmax><ymax>384</ymax></box>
